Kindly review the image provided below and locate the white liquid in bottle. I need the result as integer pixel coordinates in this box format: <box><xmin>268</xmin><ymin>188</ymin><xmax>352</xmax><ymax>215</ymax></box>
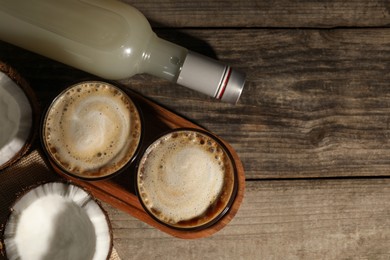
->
<box><xmin>0</xmin><ymin>0</ymin><xmax>245</xmax><ymax>103</ymax></box>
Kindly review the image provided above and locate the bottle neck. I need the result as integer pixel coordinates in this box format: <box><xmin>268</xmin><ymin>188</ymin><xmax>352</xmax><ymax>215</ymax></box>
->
<box><xmin>142</xmin><ymin>34</ymin><xmax>246</xmax><ymax>104</ymax></box>
<box><xmin>142</xmin><ymin>35</ymin><xmax>187</xmax><ymax>82</ymax></box>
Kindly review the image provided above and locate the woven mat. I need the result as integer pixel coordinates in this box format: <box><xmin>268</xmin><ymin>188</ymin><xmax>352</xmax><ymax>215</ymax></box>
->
<box><xmin>0</xmin><ymin>149</ymin><xmax>121</xmax><ymax>260</ymax></box>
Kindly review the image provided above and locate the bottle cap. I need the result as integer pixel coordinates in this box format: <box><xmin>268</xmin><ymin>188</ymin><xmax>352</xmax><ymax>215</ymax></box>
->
<box><xmin>177</xmin><ymin>52</ymin><xmax>245</xmax><ymax>104</ymax></box>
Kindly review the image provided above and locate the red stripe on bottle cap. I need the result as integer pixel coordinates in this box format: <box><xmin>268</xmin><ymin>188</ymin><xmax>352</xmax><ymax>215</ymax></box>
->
<box><xmin>217</xmin><ymin>66</ymin><xmax>232</xmax><ymax>99</ymax></box>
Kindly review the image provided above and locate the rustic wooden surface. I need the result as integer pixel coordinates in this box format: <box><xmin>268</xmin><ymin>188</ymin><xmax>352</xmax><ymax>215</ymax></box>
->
<box><xmin>1</xmin><ymin>0</ymin><xmax>390</xmax><ymax>259</ymax></box>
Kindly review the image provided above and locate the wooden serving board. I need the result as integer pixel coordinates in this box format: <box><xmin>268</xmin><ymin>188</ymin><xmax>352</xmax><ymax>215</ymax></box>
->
<box><xmin>59</xmin><ymin>88</ymin><xmax>245</xmax><ymax>239</ymax></box>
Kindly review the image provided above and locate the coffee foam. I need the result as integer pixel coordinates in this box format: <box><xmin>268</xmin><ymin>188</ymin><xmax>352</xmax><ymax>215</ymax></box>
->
<box><xmin>43</xmin><ymin>82</ymin><xmax>141</xmax><ymax>178</ymax></box>
<box><xmin>137</xmin><ymin>130</ymin><xmax>235</xmax><ymax>228</ymax></box>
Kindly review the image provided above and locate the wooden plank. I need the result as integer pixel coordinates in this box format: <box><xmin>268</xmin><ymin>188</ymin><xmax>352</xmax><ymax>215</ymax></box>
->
<box><xmin>1</xmin><ymin>28</ymin><xmax>390</xmax><ymax>179</ymax></box>
<box><xmin>127</xmin><ymin>29</ymin><xmax>390</xmax><ymax>179</ymax></box>
<box><xmin>105</xmin><ymin>179</ymin><xmax>390</xmax><ymax>259</ymax></box>
<box><xmin>125</xmin><ymin>0</ymin><xmax>390</xmax><ymax>28</ymax></box>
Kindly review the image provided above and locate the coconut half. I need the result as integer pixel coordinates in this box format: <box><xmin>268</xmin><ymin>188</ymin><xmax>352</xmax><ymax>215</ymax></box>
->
<box><xmin>0</xmin><ymin>69</ymin><xmax>33</xmax><ymax>169</ymax></box>
<box><xmin>3</xmin><ymin>182</ymin><xmax>112</xmax><ymax>260</ymax></box>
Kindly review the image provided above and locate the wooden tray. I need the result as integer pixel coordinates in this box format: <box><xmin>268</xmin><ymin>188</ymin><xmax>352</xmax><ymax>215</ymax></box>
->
<box><xmin>50</xmin><ymin>88</ymin><xmax>245</xmax><ymax>239</ymax></box>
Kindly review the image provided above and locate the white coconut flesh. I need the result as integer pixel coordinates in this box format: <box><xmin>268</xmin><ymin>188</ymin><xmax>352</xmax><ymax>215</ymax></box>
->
<box><xmin>0</xmin><ymin>71</ymin><xmax>33</xmax><ymax>168</ymax></box>
<box><xmin>4</xmin><ymin>182</ymin><xmax>112</xmax><ymax>260</ymax></box>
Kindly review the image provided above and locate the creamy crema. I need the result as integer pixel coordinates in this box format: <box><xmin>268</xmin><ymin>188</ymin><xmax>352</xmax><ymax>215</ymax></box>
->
<box><xmin>42</xmin><ymin>81</ymin><xmax>141</xmax><ymax>179</ymax></box>
<box><xmin>137</xmin><ymin>129</ymin><xmax>235</xmax><ymax>229</ymax></box>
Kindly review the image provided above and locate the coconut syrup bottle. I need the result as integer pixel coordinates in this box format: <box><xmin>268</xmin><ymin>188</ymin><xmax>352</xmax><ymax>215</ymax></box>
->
<box><xmin>0</xmin><ymin>0</ymin><xmax>245</xmax><ymax>103</ymax></box>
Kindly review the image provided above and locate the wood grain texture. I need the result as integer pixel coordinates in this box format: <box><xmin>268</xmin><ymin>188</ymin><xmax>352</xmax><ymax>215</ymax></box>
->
<box><xmin>123</xmin><ymin>29</ymin><xmax>390</xmax><ymax>179</ymax></box>
<box><xmin>1</xmin><ymin>0</ymin><xmax>390</xmax><ymax>257</ymax></box>
<box><xmin>106</xmin><ymin>179</ymin><xmax>390</xmax><ymax>259</ymax></box>
<box><xmin>124</xmin><ymin>0</ymin><xmax>390</xmax><ymax>28</ymax></box>
<box><xmin>1</xmin><ymin>28</ymin><xmax>390</xmax><ymax>179</ymax></box>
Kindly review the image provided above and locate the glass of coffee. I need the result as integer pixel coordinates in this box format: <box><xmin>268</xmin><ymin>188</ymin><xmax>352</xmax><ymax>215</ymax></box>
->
<box><xmin>41</xmin><ymin>81</ymin><xmax>142</xmax><ymax>180</ymax></box>
<box><xmin>136</xmin><ymin>128</ymin><xmax>237</xmax><ymax>230</ymax></box>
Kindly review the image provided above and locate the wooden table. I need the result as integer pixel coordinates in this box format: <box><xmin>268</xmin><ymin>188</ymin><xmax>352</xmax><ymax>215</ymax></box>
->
<box><xmin>1</xmin><ymin>0</ymin><xmax>390</xmax><ymax>259</ymax></box>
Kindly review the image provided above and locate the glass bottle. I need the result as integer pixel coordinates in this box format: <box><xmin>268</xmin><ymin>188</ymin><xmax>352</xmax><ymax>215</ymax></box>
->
<box><xmin>0</xmin><ymin>0</ymin><xmax>245</xmax><ymax>103</ymax></box>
